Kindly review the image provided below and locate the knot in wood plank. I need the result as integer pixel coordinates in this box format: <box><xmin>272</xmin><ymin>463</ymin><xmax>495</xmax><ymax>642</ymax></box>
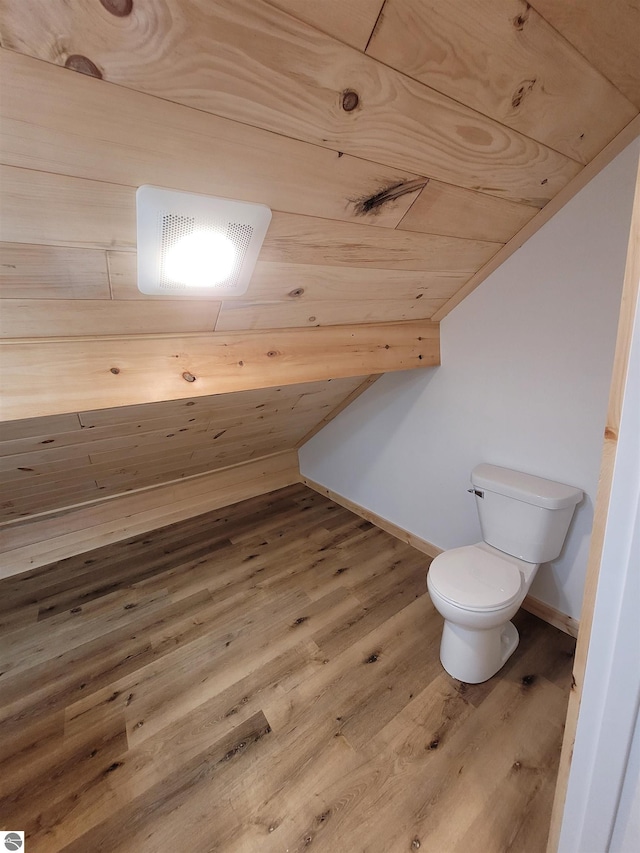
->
<box><xmin>341</xmin><ymin>90</ymin><xmax>359</xmax><ymax>111</ymax></box>
<box><xmin>64</xmin><ymin>55</ymin><xmax>103</xmax><ymax>78</ymax></box>
<box><xmin>99</xmin><ymin>0</ymin><xmax>133</xmax><ymax>16</ymax></box>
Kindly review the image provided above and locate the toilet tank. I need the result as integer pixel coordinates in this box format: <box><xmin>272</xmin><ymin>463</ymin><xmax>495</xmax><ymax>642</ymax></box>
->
<box><xmin>471</xmin><ymin>464</ymin><xmax>583</xmax><ymax>563</ymax></box>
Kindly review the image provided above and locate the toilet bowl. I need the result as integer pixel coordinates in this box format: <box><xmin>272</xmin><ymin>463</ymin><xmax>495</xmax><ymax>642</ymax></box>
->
<box><xmin>427</xmin><ymin>542</ymin><xmax>538</xmax><ymax>683</ymax></box>
<box><xmin>426</xmin><ymin>464</ymin><xmax>582</xmax><ymax>684</ymax></box>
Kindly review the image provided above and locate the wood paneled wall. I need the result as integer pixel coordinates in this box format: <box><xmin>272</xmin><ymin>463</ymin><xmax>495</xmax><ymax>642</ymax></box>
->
<box><xmin>0</xmin><ymin>377</ymin><xmax>371</xmax><ymax>523</ymax></box>
<box><xmin>0</xmin><ymin>450</ymin><xmax>300</xmax><ymax>577</ymax></box>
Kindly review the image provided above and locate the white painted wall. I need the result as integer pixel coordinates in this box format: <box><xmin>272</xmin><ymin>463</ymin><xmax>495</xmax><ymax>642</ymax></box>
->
<box><xmin>611</xmin><ymin>706</ymin><xmax>640</xmax><ymax>852</ymax></box>
<box><xmin>300</xmin><ymin>139</ymin><xmax>639</xmax><ymax>620</ymax></box>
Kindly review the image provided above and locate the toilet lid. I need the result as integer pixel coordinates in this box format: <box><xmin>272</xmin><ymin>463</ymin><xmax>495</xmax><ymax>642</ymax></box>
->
<box><xmin>429</xmin><ymin>545</ymin><xmax>522</xmax><ymax>611</ymax></box>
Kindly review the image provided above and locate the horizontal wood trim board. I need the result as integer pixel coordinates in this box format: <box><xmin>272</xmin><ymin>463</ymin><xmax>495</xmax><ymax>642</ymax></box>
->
<box><xmin>0</xmin><ymin>321</ymin><xmax>439</xmax><ymax>422</ymax></box>
<box><xmin>0</xmin><ymin>450</ymin><xmax>300</xmax><ymax>578</ymax></box>
<box><xmin>302</xmin><ymin>476</ymin><xmax>578</xmax><ymax>637</ymax></box>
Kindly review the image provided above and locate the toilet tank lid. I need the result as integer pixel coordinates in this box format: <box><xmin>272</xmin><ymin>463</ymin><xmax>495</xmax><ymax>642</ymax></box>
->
<box><xmin>471</xmin><ymin>464</ymin><xmax>583</xmax><ymax>510</ymax></box>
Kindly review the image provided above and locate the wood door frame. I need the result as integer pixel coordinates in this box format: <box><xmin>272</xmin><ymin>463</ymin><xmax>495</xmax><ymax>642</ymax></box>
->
<box><xmin>546</xmin><ymin>150</ymin><xmax>640</xmax><ymax>850</ymax></box>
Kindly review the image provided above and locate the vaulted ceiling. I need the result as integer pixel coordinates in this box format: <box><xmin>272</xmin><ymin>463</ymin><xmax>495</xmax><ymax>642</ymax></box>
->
<box><xmin>0</xmin><ymin>0</ymin><xmax>638</xmax><ymax>521</ymax></box>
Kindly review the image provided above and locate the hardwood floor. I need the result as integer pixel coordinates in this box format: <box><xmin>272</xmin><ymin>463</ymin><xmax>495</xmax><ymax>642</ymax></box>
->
<box><xmin>0</xmin><ymin>484</ymin><xmax>575</xmax><ymax>852</ymax></box>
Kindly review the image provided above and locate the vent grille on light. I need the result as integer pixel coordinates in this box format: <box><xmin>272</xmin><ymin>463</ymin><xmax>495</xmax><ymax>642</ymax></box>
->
<box><xmin>159</xmin><ymin>213</ymin><xmax>194</xmax><ymax>290</ymax></box>
<box><xmin>136</xmin><ymin>186</ymin><xmax>271</xmax><ymax>297</ymax></box>
<box><xmin>158</xmin><ymin>214</ymin><xmax>254</xmax><ymax>291</ymax></box>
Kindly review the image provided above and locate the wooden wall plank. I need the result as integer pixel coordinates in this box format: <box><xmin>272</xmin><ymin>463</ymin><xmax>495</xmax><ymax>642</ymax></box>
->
<box><xmin>0</xmin><ymin>4</ymin><xmax>581</xmax><ymax>206</ymax></box>
<box><xmin>0</xmin><ymin>410</ymin><xmax>267</xmax><ymax>461</ymax></box>
<box><xmin>4</xmin><ymin>476</ymin><xmax>100</xmax><ymax>503</ymax></box>
<box><xmin>108</xmin><ymin>255</ymin><xmax>468</xmax><ymax>304</ymax></box>
<box><xmin>0</xmin><ymin>426</ymin><xmax>212</xmax><ymax>474</ymax></box>
<box><xmin>0</xmin><ymin>300</ymin><xmax>221</xmax><ymax>338</ymax></box>
<box><xmin>3</xmin><ymin>485</ymin><xmax>105</xmax><ymax>521</ymax></box>
<box><xmin>0</xmin><ymin>322</ymin><xmax>438</xmax><ymax>421</ymax></box>
<box><xmin>0</xmin><ymin>243</ymin><xmax>110</xmax><ymax>299</ymax></box>
<box><xmin>1</xmin><ymin>380</ymin><xmax>363</xmax><ymax>447</ymax></box>
<box><xmin>0</xmin><ymin>445</ymin><xmax>95</xmax><ymax>475</ymax></box>
<box><xmin>531</xmin><ymin>0</ymin><xmax>640</xmax><ymax>110</ymax></box>
<box><xmin>398</xmin><ymin>180</ymin><xmax>538</xmax><ymax>243</ymax></box>
<box><xmin>0</xmin><ymin>413</ymin><xmax>82</xmax><ymax>443</ymax></box>
<box><xmin>260</xmin><ymin>212</ymin><xmax>499</xmax><ymax>271</ymax></box>
<box><xmin>0</xmin><ymin>49</ymin><xmax>421</xmax><ymax>229</ymax></box>
<box><xmin>89</xmin><ymin>455</ymin><xmax>258</xmax><ymax>494</ymax></box>
<box><xmin>0</xmin><ymin>393</ymin><xmax>310</xmax><ymax>455</ymax></box>
<box><xmin>85</xmin><ymin>432</ymin><xmax>254</xmax><ymax>469</ymax></box>
<box><xmin>214</xmin><ymin>298</ymin><xmax>440</xmax><ymax>330</ymax></box>
<box><xmin>0</xmin><ymin>428</ymin><xmax>300</xmax><ymax>490</ymax></box>
<box><xmin>76</xmin><ymin>385</ymin><xmax>318</xmax><ymax>429</ymax></box>
<box><xmin>0</xmin><ymin>450</ymin><xmax>301</xmax><ymax>577</ymax></box>
<box><xmin>0</xmin><ymin>166</ymin><xmax>135</xmax><ymax>250</ymax></box>
<box><xmin>108</xmin><ymin>252</ymin><xmax>205</xmax><ymax>302</ymax></box>
<box><xmin>367</xmin><ymin>0</ymin><xmax>637</xmax><ymax>163</ymax></box>
<box><xmin>265</xmin><ymin>0</ymin><xmax>384</xmax><ymax>50</ymax></box>
<box><xmin>236</xmin><ymin>263</ymin><xmax>466</xmax><ymax>303</ymax></box>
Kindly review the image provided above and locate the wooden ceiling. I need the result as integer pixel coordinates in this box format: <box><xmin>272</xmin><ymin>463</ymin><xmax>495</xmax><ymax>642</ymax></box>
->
<box><xmin>0</xmin><ymin>0</ymin><xmax>639</xmax><ymax>523</ymax></box>
<box><xmin>1</xmin><ymin>0</ymin><xmax>638</xmax><ymax>332</ymax></box>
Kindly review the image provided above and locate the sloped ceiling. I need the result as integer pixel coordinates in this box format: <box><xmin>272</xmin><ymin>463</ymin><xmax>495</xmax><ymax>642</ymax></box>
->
<box><xmin>0</xmin><ymin>0</ymin><xmax>638</xmax><ymax>521</ymax></box>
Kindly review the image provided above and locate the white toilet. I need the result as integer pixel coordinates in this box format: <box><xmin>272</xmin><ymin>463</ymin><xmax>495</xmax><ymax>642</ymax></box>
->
<box><xmin>427</xmin><ymin>464</ymin><xmax>582</xmax><ymax>684</ymax></box>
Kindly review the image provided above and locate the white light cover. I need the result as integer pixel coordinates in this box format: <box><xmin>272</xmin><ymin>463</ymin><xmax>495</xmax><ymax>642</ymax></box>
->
<box><xmin>164</xmin><ymin>231</ymin><xmax>236</xmax><ymax>287</ymax></box>
<box><xmin>136</xmin><ymin>186</ymin><xmax>272</xmax><ymax>296</ymax></box>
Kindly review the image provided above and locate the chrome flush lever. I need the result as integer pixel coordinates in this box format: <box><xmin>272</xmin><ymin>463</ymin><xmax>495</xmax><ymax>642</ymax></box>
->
<box><xmin>467</xmin><ymin>488</ymin><xmax>484</xmax><ymax>498</ymax></box>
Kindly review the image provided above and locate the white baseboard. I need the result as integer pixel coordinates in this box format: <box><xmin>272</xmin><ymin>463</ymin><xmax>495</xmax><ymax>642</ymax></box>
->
<box><xmin>302</xmin><ymin>476</ymin><xmax>579</xmax><ymax>638</ymax></box>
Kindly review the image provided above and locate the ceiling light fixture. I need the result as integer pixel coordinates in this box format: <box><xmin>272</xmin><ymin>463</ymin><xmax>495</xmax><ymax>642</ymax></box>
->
<box><xmin>136</xmin><ymin>186</ymin><xmax>272</xmax><ymax>296</ymax></box>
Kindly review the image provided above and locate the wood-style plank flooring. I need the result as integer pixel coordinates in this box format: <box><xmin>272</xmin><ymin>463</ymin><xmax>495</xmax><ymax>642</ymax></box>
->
<box><xmin>0</xmin><ymin>484</ymin><xmax>575</xmax><ymax>852</ymax></box>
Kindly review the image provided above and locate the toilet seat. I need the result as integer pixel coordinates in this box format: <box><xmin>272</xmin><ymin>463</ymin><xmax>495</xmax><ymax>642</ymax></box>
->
<box><xmin>429</xmin><ymin>544</ymin><xmax>523</xmax><ymax>611</ymax></box>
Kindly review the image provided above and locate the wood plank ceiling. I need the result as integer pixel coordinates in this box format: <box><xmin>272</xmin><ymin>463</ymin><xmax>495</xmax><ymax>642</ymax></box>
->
<box><xmin>0</xmin><ymin>0</ymin><xmax>638</xmax><ymax>522</ymax></box>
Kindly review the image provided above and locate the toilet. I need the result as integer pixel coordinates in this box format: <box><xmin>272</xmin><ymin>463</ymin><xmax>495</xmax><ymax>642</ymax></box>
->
<box><xmin>427</xmin><ymin>464</ymin><xmax>582</xmax><ymax>684</ymax></box>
